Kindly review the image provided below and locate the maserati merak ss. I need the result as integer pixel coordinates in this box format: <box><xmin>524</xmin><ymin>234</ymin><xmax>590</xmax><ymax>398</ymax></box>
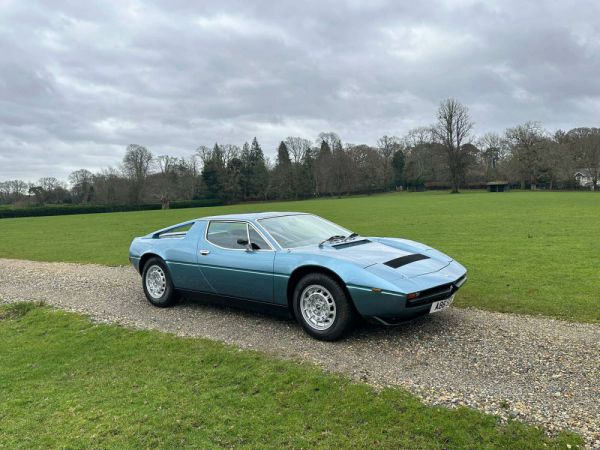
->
<box><xmin>129</xmin><ymin>212</ymin><xmax>467</xmax><ymax>340</ymax></box>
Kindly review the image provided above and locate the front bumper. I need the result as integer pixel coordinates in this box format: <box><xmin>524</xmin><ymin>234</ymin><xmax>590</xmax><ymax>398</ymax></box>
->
<box><xmin>129</xmin><ymin>256</ymin><xmax>141</xmax><ymax>273</ymax></box>
<box><xmin>348</xmin><ymin>265</ymin><xmax>467</xmax><ymax>321</ymax></box>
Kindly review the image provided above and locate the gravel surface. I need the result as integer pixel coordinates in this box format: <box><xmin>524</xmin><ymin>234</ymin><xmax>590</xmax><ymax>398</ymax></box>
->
<box><xmin>1</xmin><ymin>258</ymin><xmax>598</xmax><ymax>448</ymax></box>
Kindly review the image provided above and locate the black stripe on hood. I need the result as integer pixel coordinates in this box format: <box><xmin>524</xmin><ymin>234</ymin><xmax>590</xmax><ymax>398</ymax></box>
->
<box><xmin>384</xmin><ymin>253</ymin><xmax>429</xmax><ymax>268</ymax></box>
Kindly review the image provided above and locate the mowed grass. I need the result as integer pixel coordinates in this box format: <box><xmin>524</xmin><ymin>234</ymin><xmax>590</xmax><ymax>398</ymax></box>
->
<box><xmin>0</xmin><ymin>303</ymin><xmax>582</xmax><ymax>449</ymax></box>
<box><xmin>0</xmin><ymin>191</ymin><xmax>598</xmax><ymax>322</ymax></box>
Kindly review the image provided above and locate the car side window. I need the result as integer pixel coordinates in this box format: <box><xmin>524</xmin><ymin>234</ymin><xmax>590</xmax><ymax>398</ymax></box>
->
<box><xmin>206</xmin><ymin>221</ymin><xmax>248</xmax><ymax>249</ymax></box>
<box><xmin>248</xmin><ymin>226</ymin><xmax>270</xmax><ymax>250</ymax></box>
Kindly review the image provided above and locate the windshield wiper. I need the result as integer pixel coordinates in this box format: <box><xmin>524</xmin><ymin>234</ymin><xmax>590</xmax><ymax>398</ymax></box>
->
<box><xmin>318</xmin><ymin>235</ymin><xmax>346</xmax><ymax>247</ymax></box>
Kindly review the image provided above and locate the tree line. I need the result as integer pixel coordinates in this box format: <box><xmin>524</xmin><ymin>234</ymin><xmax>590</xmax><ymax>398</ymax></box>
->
<box><xmin>1</xmin><ymin>99</ymin><xmax>599</xmax><ymax>208</ymax></box>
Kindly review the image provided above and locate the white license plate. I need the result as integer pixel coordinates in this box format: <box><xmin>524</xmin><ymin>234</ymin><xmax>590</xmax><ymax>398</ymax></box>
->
<box><xmin>429</xmin><ymin>295</ymin><xmax>455</xmax><ymax>313</ymax></box>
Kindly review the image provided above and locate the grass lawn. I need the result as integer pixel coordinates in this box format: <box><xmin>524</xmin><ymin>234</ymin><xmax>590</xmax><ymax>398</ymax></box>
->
<box><xmin>0</xmin><ymin>303</ymin><xmax>582</xmax><ymax>449</ymax></box>
<box><xmin>0</xmin><ymin>190</ymin><xmax>598</xmax><ymax>322</ymax></box>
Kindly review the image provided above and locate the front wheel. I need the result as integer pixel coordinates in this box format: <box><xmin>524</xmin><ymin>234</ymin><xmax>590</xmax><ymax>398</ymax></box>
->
<box><xmin>142</xmin><ymin>257</ymin><xmax>179</xmax><ymax>307</ymax></box>
<box><xmin>293</xmin><ymin>273</ymin><xmax>356</xmax><ymax>341</ymax></box>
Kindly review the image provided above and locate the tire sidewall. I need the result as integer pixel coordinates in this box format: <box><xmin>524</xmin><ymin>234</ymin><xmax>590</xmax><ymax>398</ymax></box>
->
<box><xmin>293</xmin><ymin>273</ymin><xmax>354</xmax><ymax>341</ymax></box>
<box><xmin>142</xmin><ymin>258</ymin><xmax>177</xmax><ymax>307</ymax></box>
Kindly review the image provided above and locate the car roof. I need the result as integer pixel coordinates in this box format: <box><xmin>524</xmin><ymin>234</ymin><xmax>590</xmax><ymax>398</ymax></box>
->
<box><xmin>198</xmin><ymin>211</ymin><xmax>309</xmax><ymax>221</ymax></box>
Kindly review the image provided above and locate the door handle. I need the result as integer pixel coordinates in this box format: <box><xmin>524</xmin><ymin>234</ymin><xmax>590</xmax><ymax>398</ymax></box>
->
<box><xmin>199</xmin><ymin>249</ymin><xmax>210</xmax><ymax>256</ymax></box>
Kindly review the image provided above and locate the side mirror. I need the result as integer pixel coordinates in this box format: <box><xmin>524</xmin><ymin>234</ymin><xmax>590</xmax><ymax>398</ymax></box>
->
<box><xmin>236</xmin><ymin>238</ymin><xmax>253</xmax><ymax>252</ymax></box>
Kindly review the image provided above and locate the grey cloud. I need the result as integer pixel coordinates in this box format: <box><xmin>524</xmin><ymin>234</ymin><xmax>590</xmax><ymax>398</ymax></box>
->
<box><xmin>1</xmin><ymin>0</ymin><xmax>599</xmax><ymax>181</ymax></box>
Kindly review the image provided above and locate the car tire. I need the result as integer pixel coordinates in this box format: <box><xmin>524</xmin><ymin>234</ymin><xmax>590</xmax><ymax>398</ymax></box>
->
<box><xmin>293</xmin><ymin>273</ymin><xmax>356</xmax><ymax>341</ymax></box>
<box><xmin>142</xmin><ymin>257</ymin><xmax>179</xmax><ymax>307</ymax></box>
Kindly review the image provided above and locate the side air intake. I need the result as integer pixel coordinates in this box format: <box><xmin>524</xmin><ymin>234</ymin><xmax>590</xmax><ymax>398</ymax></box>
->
<box><xmin>383</xmin><ymin>253</ymin><xmax>429</xmax><ymax>268</ymax></box>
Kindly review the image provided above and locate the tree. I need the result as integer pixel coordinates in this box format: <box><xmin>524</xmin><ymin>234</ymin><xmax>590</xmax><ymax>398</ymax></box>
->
<box><xmin>33</xmin><ymin>177</ymin><xmax>69</xmax><ymax>204</ymax></box>
<box><xmin>298</xmin><ymin>147</ymin><xmax>316</xmax><ymax>197</ymax></box>
<box><xmin>348</xmin><ymin>145</ymin><xmax>383</xmax><ymax>194</ymax></box>
<box><xmin>201</xmin><ymin>143</ymin><xmax>229</xmax><ymax>201</ymax></box>
<box><xmin>477</xmin><ymin>133</ymin><xmax>506</xmax><ymax>181</ymax></box>
<box><xmin>331</xmin><ymin>144</ymin><xmax>352</xmax><ymax>196</ymax></box>
<box><xmin>69</xmin><ymin>169</ymin><xmax>94</xmax><ymax>203</ymax></box>
<box><xmin>566</xmin><ymin>127</ymin><xmax>600</xmax><ymax>190</ymax></box>
<box><xmin>156</xmin><ymin>155</ymin><xmax>178</xmax><ymax>208</ymax></box>
<box><xmin>224</xmin><ymin>156</ymin><xmax>243</xmax><ymax>202</ymax></box>
<box><xmin>285</xmin><ymin>136</ymin><xmax>311</xmax><ymax>165</ymax></box>
<box><xmin>177</xmin><ymin>156</ymin><xmax>199</xmax><ymax>200</ymax></box>
<box><xmin>391</xmin><ymin>149</ymin><xmax>405</xmax><ymax>188</ymax></box>
<box><xmin>432</xmin><ymin>98</ymin><xmax>475</xmax><ymax>193</ymax></box>
<box><xmin>92</xmin><ymin>168</ymin><xmax>128</xmax><ymax>205</ymax></box>
<box><xmin>284</xmin><ymin>137</ymin><xmax>312</xmax><ymax>198</ymax></box>
<box><xmin>28</xmin><ymin>185</ymin><xmax>45</xmax><ymax>205</ymax></box>
<box><xmin>239</xmin><ymin>142</ymin><xmax>252</xmax><ymax>199</ymax></box>
<box><xmin>271</xmin><ymin>141</ymin><xmax>293</xmax><ymax>199</ymax></box>
<box><xmin>314</xmin><ymin>140</ymin><xmax>333</xmax><ymax>196</ymax></box>
<box><xmin>377</xmin><ymin>135</ymin><xmax>403</xmax><ymax>190</ymax></box>
<box><xmin>122</xmin><ymin>144</ymin><xmax>153</xmax><ymax>204</ymax></box>
<box><xmin>249</xmin><ymin>137</ymin><xmax>269</xmax><ymax>199</ymax></box>
<box><xmin>317</xmin><ymin>132</ymin><xmax>342</xmax><ymax>153</ymax></box>
<box><xmin>505</xmin><ymin>122</ymin><xmax>546</xmax><ymax>189</ymax></box>
<box><xmin>0</xmin><ymin>179</ymin><xmax>29</xmax><ymax>205</ymax></box>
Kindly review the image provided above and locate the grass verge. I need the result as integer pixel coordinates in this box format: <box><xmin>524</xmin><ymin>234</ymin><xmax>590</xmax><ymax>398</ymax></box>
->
<box><xmin>0</xmin><ymin>303</ymin><xmax>582</xmax><ymax>449</ymax></box>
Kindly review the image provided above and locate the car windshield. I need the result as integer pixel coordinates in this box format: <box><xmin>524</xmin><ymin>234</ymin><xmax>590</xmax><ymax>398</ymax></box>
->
<box><xmin>259</xmin><ymin>214</ymin><xmax>351</xmax><ymax>248</ymax></box>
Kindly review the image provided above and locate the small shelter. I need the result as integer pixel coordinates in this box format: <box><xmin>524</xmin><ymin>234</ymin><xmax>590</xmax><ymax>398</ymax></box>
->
<box><xmin>486</xmin><ymin>181</ymin><xmax>509</xmax><ymax>192</ymax></box>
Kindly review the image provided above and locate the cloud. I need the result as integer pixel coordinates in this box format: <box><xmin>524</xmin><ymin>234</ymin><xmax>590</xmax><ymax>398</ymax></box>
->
<box><xmin>0</xmin><ymin>0</ymin><xmax>599</xmax><ymax>181</ymax></box>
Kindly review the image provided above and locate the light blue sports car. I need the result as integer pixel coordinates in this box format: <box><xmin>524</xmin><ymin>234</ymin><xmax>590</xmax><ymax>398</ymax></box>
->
<box><xmin>129</xmin><ymin>212</ymin><xmax>467</xmax><ymax>340</ymax></box>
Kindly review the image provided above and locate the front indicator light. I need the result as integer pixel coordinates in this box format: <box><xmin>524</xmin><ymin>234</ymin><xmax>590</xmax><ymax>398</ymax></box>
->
<box><xmin>407</xmin><ymin>292</ymin><xmax>420</xmax><ymax>300</ymax></box>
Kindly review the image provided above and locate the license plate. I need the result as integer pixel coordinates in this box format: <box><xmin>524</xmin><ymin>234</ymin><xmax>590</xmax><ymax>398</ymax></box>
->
<box><xmin>429</xmin><ymin>295</ymin><xmax>455</xmax><ymax>313</ymax></box>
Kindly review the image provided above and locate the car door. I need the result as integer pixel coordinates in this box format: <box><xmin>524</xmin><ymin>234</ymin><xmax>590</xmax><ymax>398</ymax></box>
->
<box><xmin>156</xmin><ymin>221</ymin><xmax>214</xmax><ymax>293</ymax></box>
<box><xmin>198</xmin><ymin>220</ymin><xmax>275</xmax><ymax>302</ymax></box>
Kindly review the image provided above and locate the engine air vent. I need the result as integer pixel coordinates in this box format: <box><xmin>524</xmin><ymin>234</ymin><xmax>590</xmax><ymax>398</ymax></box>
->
<box><xmin>384</xmin><ymin>253</ymin><xmax>429</xmax><ymax>268</ymax></box>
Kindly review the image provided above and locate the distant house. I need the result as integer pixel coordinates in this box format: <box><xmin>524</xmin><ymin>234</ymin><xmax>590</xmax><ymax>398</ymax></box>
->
<box><xmin>575</xmin><ymin>170</ymin><xmax>598</xmax><ymax>190</ymax></box>
<box><xmin>486</xmin><ymin>181</ymin><xmax>509</xmax><ymax>192</ymax></box>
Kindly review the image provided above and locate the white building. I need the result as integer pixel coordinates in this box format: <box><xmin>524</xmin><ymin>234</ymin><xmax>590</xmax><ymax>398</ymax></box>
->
<box><xmin>575</xmin><ymin>170</ymin><xmax>598</xmax><ymax>190</ymax></box>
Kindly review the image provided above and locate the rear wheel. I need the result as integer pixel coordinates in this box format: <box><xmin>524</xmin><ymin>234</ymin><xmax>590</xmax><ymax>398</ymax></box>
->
<box><xmin>293</xmin><ymin>273</ymin><xmax>355</xmax><ymax>341</ymax></box>
<box><xmin>142</xmin><ymin>257</ymin><xmax>179</xmax><ymax>307</ymax></box>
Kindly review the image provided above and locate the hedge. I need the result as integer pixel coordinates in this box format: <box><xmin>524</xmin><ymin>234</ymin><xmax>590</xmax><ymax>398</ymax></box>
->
<box><xmin>0</xmin><ymin>199</ymin><xmax>223</xmax><ymax>219</ymax></box>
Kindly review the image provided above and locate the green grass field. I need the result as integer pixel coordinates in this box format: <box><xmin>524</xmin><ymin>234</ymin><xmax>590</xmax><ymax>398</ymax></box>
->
<box><xmin>0</xmin><ymin>191</ymin><xmax>598</xmax><ymax>322</ymax></box>
<box><xmin>0</xmin><ymin>303</ymin><xmax>581</xmax><ymax>449</ymax></box>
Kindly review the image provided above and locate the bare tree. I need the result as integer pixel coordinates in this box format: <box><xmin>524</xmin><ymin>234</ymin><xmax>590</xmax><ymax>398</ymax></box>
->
<box><xmin>316</xmin><ymin>132</ymin><xmax>342</xmax><ymax>152</ymax></box>
<box><xmin>477</xmin><ymin>132</ymin><xmax>506</xmax><ymax>180</ymax></box>
<box><xmin>403</xmin><ymin>126</ymin><xmax>434</xmax><ymax>148</ymax></box>
<box><xmin>348</xmin><ymin>144</ymin><xmax>383</xmax><ymax>194</ymax></box>
<box><xmin>156</xmin><ymin>155</ymin><xmax>178</xmax><ymax>208</ymax></box>
<box><xmin>566</xmin><ymin>127</ymin><xmax>600</xmax><ymax>190</ymax></box>
<box><xmin>505</xmin><ymin>122</ymin><xmax>546</xmax><ymax>189</ymax></box>
<box><xmin>432</xmin><ymin>99</ymin><xmax>475</xmax><ymax>193</ymax></box>
<box><xmin>69</xmin><ymin>169</ymin><xmax>94</xmax><ymax>203</ymax></box>
<box><xmin>177</xmin><ymin>156</ymin><xmax>199</xmax><ymax>200</ymax></box>
<box><xmin>284</xmin><ymin>136</ymin><xmax>312</xmax><ymax>165</ymax></box>
<box><xmin>122</xmin><ymin>144</ymin><xmax>153</xmax><ymax>204</ymax></box>
<box><xmin>195</xmin><ymin>145</ymin><xmax>213</xmax><ymax>167</ymax></box>
<box><xmin>93</xmin><ymin>167</ymin><xmax>128</xmax><ymax>205</ymax></box>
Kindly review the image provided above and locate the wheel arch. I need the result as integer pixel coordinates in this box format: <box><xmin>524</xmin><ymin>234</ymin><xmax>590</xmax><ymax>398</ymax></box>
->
<box><xmin>286</xmin><ymin>265</ymin><xmax>357</xmax><ymax>319</ymax></box>
<box><xmin>138</xmin><ymin>252</ymin><xmax>163</xmax><ymax>274</ymax></box>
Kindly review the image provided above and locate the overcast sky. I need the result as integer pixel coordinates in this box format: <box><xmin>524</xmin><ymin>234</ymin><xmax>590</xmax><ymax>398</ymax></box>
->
<box><xmin>1</xmin><ymin>0</ymin><xmax>599</xmax><ymax>182</ymax></box>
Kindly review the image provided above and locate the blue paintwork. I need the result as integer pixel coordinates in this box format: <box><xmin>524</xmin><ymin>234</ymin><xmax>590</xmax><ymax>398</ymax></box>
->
<box><xmin>129</xmin><ymin>212</ymin><xmax>467</xmax><ymax>320</ymax></box>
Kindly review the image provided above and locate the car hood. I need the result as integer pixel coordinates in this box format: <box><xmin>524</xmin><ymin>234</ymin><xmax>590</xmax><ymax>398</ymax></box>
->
<box><xmin>291</xmin><ymin>238</ymin><xmax>452</xmax><ymax>279</ymax></box>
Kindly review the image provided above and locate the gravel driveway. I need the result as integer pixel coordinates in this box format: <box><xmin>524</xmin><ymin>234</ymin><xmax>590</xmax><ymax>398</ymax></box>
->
<box><xmin>1</xmin><ymin>258</ymin><xmax>598</xmax><ymax>448</ymax></box>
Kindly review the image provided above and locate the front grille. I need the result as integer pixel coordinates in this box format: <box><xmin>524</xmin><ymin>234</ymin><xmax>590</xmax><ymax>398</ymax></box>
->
<box><xmin>405</xmin><ymin>275</ymin><xmax>467</xmax><ymax>308</ymax></box>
